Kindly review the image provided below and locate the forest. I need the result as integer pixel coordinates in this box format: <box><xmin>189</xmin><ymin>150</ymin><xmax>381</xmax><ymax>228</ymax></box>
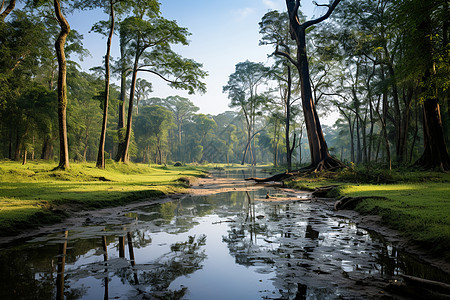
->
<box><xmin>1</xmin><ymin>0</ymin><xmax>449</xmax><ymax>172</ymax></box>
<box><xmin>1</xmin><ymin>1</ymin><xmax>450</xmax><ymax>298</ymax></box>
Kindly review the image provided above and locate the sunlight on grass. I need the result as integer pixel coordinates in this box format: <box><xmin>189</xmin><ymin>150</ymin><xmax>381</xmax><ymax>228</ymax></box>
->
<box><xmin>0</xmin><ymin>160</ymin><xmax>205</xmax><ymax>234</ymax></box>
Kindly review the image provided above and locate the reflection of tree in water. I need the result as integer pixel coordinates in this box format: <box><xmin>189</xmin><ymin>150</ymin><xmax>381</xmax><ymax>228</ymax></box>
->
<box><xmin>115</xmin><ymin>234</ymin><xmax>207</xmax><ymax>299</ymax></box>
<box><xmin>222</xmin><ymin>201</ymin><xmax>334</xmax><ymax>299</ymax></box>
<box><xmin>0</xmin><ymin>232</ymin><xmax>89</xmax><ymax>300</ymax></box>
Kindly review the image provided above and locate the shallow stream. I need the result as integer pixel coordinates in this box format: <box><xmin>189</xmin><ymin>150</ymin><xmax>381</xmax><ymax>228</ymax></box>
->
<box><xmin>0</xmin><ymin>169</ymin><xmax>449</xmax><ymax>299</ymax></box>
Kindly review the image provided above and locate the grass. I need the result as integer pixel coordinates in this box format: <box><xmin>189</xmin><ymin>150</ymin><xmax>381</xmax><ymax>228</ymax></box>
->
<box><xmin>286</xmin><ymin>168</ymin><xmax>450</xmax><ymax>259</ymax></box>
<box><xmin>0</xmin><ymin>160</ymin><xmax>206</xmax><ymax>235</ymax></box>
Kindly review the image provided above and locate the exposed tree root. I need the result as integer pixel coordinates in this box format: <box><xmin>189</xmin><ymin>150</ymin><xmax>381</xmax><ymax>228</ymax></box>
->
<box><xmin>245</xmin><ymin>156</ymin><xmax>346</xmax><ymax>183</ymax></box>
<box><xmin>311</xmin><ymin>185</ymin><xmax>339</xmax><ymax>197</ymax></box>
<box><xmin>245</xmin><ymin>170</ymin><xmax>294</xmax><ymax>183</ymax></box>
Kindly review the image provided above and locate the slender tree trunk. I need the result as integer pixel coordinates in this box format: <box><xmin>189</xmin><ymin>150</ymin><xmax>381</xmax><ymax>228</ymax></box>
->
<box><xmin>54</xmin><ymin>0</ymin><xmax>70</xmax><ymax>170</ymax></box>
<box><xmin>410</xmin><ymin>97</ymin><xmax>419</xmax><ymax>163</ymax></box>
<box><xmin>97</xmin><ymin>0</ymin><xmax>115</xmax><ymax>169</ymax></box>
<box><xmin>22</xmin><ymin>147</ymin><xmax>27</xmax><ymax>165</ymax></box>
<box><xmin>273</xmin><ymin>121</ymin><xmax>278</xmax><ymax>167</ymax></box>
<box><xmin>348</xmin><ymin>116</ymin><xmax>355</xmax><ymax>162</ymax></box>
<box><xmin>118</xmin><ymin>54</ymin><xmax>139</xmax><ymax>163</ymax></box>
<box><xmin>41</xmin><ymin>135</ymin><xmax>52</xmax><ymax>160</ymax></box>
<box><xmin>241</xmin><ymin>126</ymin><xmax>251</xmax><ymax>165</ymax></box>
<box><xmin>31</xmin><ymin>135</ymin><xmax>35</xmax><ymax>160</ymax></box>
<box><xmin>368</xmin><ymin>98</ymin><xmax>375</xmax><ymax>162</ymax></box>
<box><xmin>356</xmin><ymin>113</ymin><xmax>361</xmax><ymax>163</ymax></box>
<box><xmin>178</xmin><ymin>122</ymin><xmax>182</xmax><ymax>162</ymax></box>
<box><xmin>8</xmin><ymin>129</ymin><xmax>12</xmax><ymax>159</ymax></box>
<box><xmin>285</xmin><ymin>65</ymin><xmax>294</xmax><ymax>170</ymax></box>
<box><xmin>14</xmin><ymin>132</ymin><xmax>21</xmax><ymax>161</ymax></box>
<box><xmin>116</xmin><ymin>32</ymin><xmax>127</xmax><ymax>161</ymax></box>
<box><xmin>379</xmin><ymin>64</ymin><xmax>391</xmax><ymax>170</ymax></box>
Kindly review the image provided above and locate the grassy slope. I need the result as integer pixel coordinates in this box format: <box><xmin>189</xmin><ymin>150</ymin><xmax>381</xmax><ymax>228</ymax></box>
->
<box><xmin>0</xmin><ymin>160</ymin><xmax>205</xmax><ymax>235</ymax></box>
<box><xmin>287</xmin><ymin>169</ymin><xmax>450</xmax><ymax>257</ymax></box>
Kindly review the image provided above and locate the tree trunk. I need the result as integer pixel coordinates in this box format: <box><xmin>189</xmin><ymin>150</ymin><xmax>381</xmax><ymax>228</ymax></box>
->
<box><xmin>31</xmin><ymin>135</ymin><xmax>35</xmax><ymax>160</ymax></box>
<box><xmin>54</xmin><ymin>0</ymin><xmax>70</xmax><ymax>170</ymax></box>
<box><xmin>380</xmin><ymin>64</ymin><xmax>392</xmax><ymax>170</ymax></box>
<box><xmin>117</xmin><ymin>54</ymin><xmax>139</xmax><ymax>163</ymax></box>
<box><xmin>0</xmin><ymin>0</ymin><xmax>15</xmax><ymax>21</ymax></box>
<box><xmin>241</xmin><ymin>127</ymin><xmax>251</xmax><ymax>165</ymax></box>
<box><xmin>285</xmin><ymin>65</ymin><xmax>294</xmax><ymax>171</ymax></box>
<box><xmin>13</xmin><ymin>132</ymin><xmax>21</xmax><ymax>161</ymax></box>
<box><xmin>22</xmin><ymin>149</ymin><xmax>27</xmax><ymax>165</ymax></box>
<box><xmin>410</xmin><ymin>98</ymin><xmax>419</xmax><ymax>163</ymax></box>
<box><xmin>116</xmin><ymin>30</ymin><xmax>127</xmax><ymax>161</ymax></box>
<box><xmin>41</xmin><ymin>135</ymin><xmax>53</xmax><ymax>160</ymax></box>
<box><xmin>286</xmin><ymin>0</ymin><xmax>343</xmax><ymax>171</ymax></box>
<box><xmin>97</xmin><ymin>0</ymin><xmax>114</xmax><ymax>169</ymax></box>
<box><xmin>414</xmin><ymin>97</ymin><xmax>450</xmax><ymax>170</ymax></box>
<box><xmin>273</xmin><ymin>121</ymin><xmax>279</xmax><ymax>167</ymax></box>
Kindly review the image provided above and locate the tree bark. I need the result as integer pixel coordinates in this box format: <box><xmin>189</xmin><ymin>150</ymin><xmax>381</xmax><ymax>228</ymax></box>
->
<box><xmin>285</xmin><ymin>0</ymin><xmax>344</xmax><ymax>171</ymax></box>
<box><xmin>97</xmin><ymin>0</ymin><xmax>115</xmax><ymax>169</ymax></box>
<box><xmin>413</xmin><ymin>10</ymin><xmax>450</xmax><ymax>171</ymax></box>
<box><xmin>116</xmin><ymin>30</ymin><xmax>127</xmax><ymax>161</ymax></box>
<box><xmin>0</xmin><ymin>0</ymin><xmax>15</xmax><ymax>21</ymax></box>
<box><xmin>54</xmin><ymin>0</ymin><xmax>70</xmax><ymax>170</ymax></box>
<box><xmin>117</xmin><ymin>55</ymin><xmax>139</xmax><ymax>163</ymax></box>
<box><xmin>285</xmin><ymin>64</ymin><xmax>294</xmax><ymax>170</ymax></box>
<box><xmin>414</xmin><ymin>96</ymin><xmax>450</xmax><ymax>170</ymax></box>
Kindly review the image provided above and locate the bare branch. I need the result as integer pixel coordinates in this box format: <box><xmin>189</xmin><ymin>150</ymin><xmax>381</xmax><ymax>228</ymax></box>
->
<box><xmin>274</xmin><ymin>45</ymin><xmax>298</xmax><ymax>67</ymax></box>
<box><xmin>302</xmin><ymin>0</ymin><xmax>342</xmax><ymax>29</ymax></box>
<box><xmin>313</xmin><ymin>1</ymin><xmax>330</xmax><ymax>8</ymax></box>
<box><xmin>137</xmin><ymin>68</ymin><xmax>178</xmax><ymax>84</ymax></box>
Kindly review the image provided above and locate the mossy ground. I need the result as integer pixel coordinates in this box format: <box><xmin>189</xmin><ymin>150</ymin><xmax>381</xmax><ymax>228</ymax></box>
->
<box><xmin>286</xmin><ymin>167</ymin><xmax>450</xmax><ymax>259</ymax></box>
<box><xmin>0</xmin><ymin>160</ymin><xmax>205</xmax><ymax>235</ymax></box>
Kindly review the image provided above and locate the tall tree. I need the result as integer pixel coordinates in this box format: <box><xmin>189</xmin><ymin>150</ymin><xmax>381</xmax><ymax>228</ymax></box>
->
<box><xmin>259</xmin><ymin>10</ymin><xmax>300</xmax><ymax>170</ymax></box>
<box><xmin>399</xmin><ymin>0</ymin><xmax>450</xmax><ymax>170</ymax></box>
<box><xmin>280</xmin><ymin>0</ymin><xmax>344</xmax><ymax>171</ymax></box>
<box><xmin>115</xmin><ymin>6</ymin><xmax>206</xmax><ymax>163</ymax></box>
<box><xmin>163</xmin><ymin>95</ymin><xmax>199</xmax><ymax>162</ymax></box>
<box><xmin>97</xmin><ymin>0</ymin><xmax>115</xmax><ymax>168</ymax></box>
<box><xmin>134</xmin><ymin>78</ymin><xmax>152</xmax><ymax>115</ymax></box>
<box><xmin>223</xmin><ymin>61</ymin><xmax>270</xmax><ymax>165</ymax></box>
<box><xmin>54</xmin><ymin>0</ymin><xmax>70</xmax><ymax>169</ymax></box>
<box><xmin>134</xmin><ymin>105</ymin><xmax>172</xmax><ymax>164</ymax></box>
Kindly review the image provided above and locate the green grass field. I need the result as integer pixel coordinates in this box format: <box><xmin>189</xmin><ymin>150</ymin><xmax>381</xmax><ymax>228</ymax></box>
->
<box><xmin>0</xmin><ymin>160</ymin><xmax>205</xmax><ymax>235</ymax></box>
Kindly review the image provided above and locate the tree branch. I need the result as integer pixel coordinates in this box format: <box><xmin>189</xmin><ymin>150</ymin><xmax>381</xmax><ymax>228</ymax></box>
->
<box><xmin>0</xmin><ymin>0</ymin><xmax>15</xmax><ymax>21</ymax></box>
<box><xmin>274</xmin><ymin>47</ymin><xmax>298</xmax><ymax>67</ymax></box>
<box><xmin>137</xmin><ymin>68</ymin><xmax>179</xmax><ymax>84</ymax></box>
<box><xmin>302</xmin><ymin>0</ymin><xmax>342</xmax><ymax>29</ymax></box>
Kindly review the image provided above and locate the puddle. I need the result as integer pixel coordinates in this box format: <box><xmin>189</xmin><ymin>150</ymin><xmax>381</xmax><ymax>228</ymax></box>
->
<box><xmin>0</xmin><ymin>171</ymin><xmax>449</xmax><ymax>299</ymax></box>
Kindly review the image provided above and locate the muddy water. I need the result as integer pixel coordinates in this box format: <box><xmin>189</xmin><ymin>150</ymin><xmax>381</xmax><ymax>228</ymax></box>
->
<box><xmin>0</xmin><ymin>170</ymin><xmax>449</xmax><ymax>299</ymax></box>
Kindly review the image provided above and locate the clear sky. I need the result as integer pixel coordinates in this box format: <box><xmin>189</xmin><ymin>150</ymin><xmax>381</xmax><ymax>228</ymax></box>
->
<box><xmin>64</xmin><ymin>1</ymin><xmax>331</xmax><ymax>117</ymax></box>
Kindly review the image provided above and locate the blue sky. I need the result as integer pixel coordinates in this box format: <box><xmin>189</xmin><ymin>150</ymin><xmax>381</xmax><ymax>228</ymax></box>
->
<box><xmin>65</xmin><ymin>1</ymin><xmax>328</xmax><ymax>116</ymax></box>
